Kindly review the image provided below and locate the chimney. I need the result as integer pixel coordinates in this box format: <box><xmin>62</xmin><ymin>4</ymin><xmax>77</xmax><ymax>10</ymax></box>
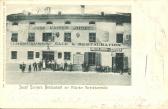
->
<box><xmin>81</xmin><ymin>5</ymin><xmax>85</xmax><ymax>15</ymax></box>
<box><xmin>101</xmin><ymin>11</ymin><xmax>104</xmax><ymax>16</ymax></box>
<box><xmin>58</xmin><ymin>11</ymin><xmax>62</xmax><ymax>15</ymax></box>
<box><xmin>44</xmin><ymin>7</ymin><xmax>51</xmax><ymax>14</ymax></box>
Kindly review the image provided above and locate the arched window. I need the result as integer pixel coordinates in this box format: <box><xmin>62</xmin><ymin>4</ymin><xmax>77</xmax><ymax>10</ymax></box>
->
<box><xmin>46</xmin><ymin>21</ymin><xmax>53</xmax><ymax>24</ymax></box>
<box><xmin>89</xmin><ymin>21</ymin><xmax>95</xmax><ymax>24</ymax></box>
<box><xmin>65</xmin><ymin>20</ymin><xmax>71</xmax><ymax>24</ymax></box>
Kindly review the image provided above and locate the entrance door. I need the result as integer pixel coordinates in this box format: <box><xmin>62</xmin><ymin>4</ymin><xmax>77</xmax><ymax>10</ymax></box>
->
<box><xmin>42</xmin><ymin>51</ymin><xmax>54</xmax><ymax>61</ymax></box>
<box><xmin>116</xmin><ymin>53</ymin><xmax>124</xmax><ymax>72</ymax></box>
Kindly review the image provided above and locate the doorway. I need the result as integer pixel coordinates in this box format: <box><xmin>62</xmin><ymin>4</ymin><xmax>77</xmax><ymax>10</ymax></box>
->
<box><xmin>42</xmin><ymin>51</ymin><xmax>54</xmax><ymax>61</ymax></box>
<box><xmin>115</xmin><ymin>53</ymin><xmax>124</xmax><ymax>72</ymax></box>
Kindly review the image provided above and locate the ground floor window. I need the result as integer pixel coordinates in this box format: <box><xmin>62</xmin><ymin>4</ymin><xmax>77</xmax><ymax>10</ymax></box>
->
<box><xmin>27</xmin><ymin>51</ymin><xmax>34</xmax><ymax>59</ymax></box>
<box><xmin>58</xmin><ymin>52</ymin><xmax>62</xmax><ymax>59</ymax></box>
<box><xmin>35</xmin><ymin>52</ymin><xmax>40</xmax><ymax>58</ymax></box>
<box><xmin>11</xmin><ymin>51</ymin><xmax>17</xmax><ymax>59</ymax></box>
<box><xmin>64</xmin><ymin>52</ymin><xmax>71</xmax><ymax>60</ymax></box>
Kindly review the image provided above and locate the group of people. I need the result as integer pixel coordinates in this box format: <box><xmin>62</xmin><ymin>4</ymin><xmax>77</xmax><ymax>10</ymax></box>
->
<box><xmin>19</xmin><ymin>60</ymin><xmax>73</xmax><ymax>73</ymax></box>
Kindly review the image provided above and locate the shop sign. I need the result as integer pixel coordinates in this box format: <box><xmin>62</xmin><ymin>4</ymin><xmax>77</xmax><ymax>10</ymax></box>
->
<box><xmin>90</xmin><ymin>47</ymin><xmax>122</xmax><ymax>52</ymax></box>
<box><xmin>31</xmin><ymin>26</ymin><xmax>96</xmax><ymax>30</ymax></box>
<box><xmin>11</xmin><ymin>42</ymin><xmax>121</xmax><ymax>47</ymax></box>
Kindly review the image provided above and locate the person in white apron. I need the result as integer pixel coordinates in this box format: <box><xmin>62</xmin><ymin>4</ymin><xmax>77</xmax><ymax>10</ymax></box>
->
<box><xmin>42</xmin><ymin>59</ymin><xmax>46</xmax><ymax>70</ymax></box>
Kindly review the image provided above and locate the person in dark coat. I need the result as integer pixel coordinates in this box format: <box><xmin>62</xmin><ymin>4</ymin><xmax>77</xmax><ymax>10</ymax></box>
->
<box><xmin>69</xmin><ymin>63</ymin><xmax>73</xmax><ymax>71</ymax></box>
<box><xmin>38</xmin><ymin>61</ymin><xmax>42</xmax><ymax>71</ymax></box>
<box><xmin>64</xmin><ymin>62</ymin><xmax>68</xmax><ymax>71</ymax></box>
<box><xmin>21</xmin><ymin>62</ymin><xmax>26</xmax><ymax>73</ymax></box>
<box><xmin>28</xmin><ymin>64</ymin><xmax>31</xmax><ymax>72</ymax></box>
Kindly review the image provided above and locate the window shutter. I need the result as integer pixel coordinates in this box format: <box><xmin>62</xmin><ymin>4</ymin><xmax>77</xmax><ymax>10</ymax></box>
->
<box><xmin>123</xmin><ymin>57</ymin><xmax>128</xmax><ymax>70</ymax></box>
<box><xmin>95</xmin><ymin>52</ymin><xmax>101</xmax><ymax>65</ymax></box>
<box><xmin>84</xmin><ymin>52</ymin><xmax>88</xmax><ymax>65</ymax></box>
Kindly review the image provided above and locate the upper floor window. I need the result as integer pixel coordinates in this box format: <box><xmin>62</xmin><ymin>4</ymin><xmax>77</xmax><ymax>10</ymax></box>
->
<box><xmin>12</xmin><ymin>22</ymin><xmax>18</xmax><ymax>25</ymax></box>
<box><xmin>28</xmin><ymin>33</ymin><xmax>35</xmax><ymax>42</ymax></box>
<box><xmin>65</xmin><ymin>21</ymin><xmax>71</xmax><ymax>24</ymax></box>
<box><xmin>11</xmin><ymin>33</ymin><xmax>18</xmax><ymax>42</ymax></box>
<box><xmin>11</xmin><ymin>51</ymin><xmax>17</xmax><ymax>59</ymax></box>
<box><xmin>89</xmin><ymin>33</ymin><xmax>96</xmax><ymax>42</ymax></box>
<box><xmin>116</xmin><ymin>33</ymin><xmax>123</xmax><ymax>43</ymax></box>
<box><xmin>42</xmin><ymin>33</ymin><xmax>54</xmax><ymax>42</ymax></box>
<box><xmin>116</xmin><ymin>22</ymin><xmax>123</xmax><ymax>26</ymax></box>
<box><xmin>35</xmin><ymin>52</ymin><xmax>40</xmax><ymax>58</ymax></box>
<box><xmin>46</xmin><ymin>21</ymin><xmax>53</xmax><ymax>24</ymax></box>
<box><xmin>89</xmin><ymin>21</ymin><xmax>95</xmax><ymax>24</ymax></box>
<box><xmin>64</xmin><ymin>33</ymin><xmax>71</xmax><ymax>42</ymax></box>
<box><xmin>29</xmin><ymin>21</ymin><xmax>35</xmax><ymax>25</ymax></box>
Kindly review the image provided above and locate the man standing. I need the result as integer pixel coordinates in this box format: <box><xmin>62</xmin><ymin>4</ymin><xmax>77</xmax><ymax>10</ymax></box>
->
<box><xmin>21</xmin><ymin>62</ymin><xmax>26</xmax><ymax>73</ymax></box>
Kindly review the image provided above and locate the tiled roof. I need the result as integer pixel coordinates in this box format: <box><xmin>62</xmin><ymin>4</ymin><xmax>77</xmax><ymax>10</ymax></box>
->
<box><xmin>7</xmin><ymin>13</ymin><xmax>131</xmax><ymax>23</ymax></box>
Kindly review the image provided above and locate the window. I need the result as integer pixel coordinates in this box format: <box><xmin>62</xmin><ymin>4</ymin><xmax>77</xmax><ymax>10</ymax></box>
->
<box><xmin>126</xmin><ymin>35</ymin><xmax>131</xmax><ymax>40</ymax></box>
<box><xmin>28</xmin><ymin>33</ymin><xmax>35</xmax><ymax>42</ymax></box>
<box><xmin>116</xmin><ymin>33</ymin><xmax>123</xmax><ymax>43</ymax></box>
<box><xmin>27</xmin><ymin>51</ymin><xmax>34</xmax><ymax>59</ymax></box>
<box><xmin>65</xmin><ymin>21</ymin><xmax>71</xmax><ymax>24</ymax></box>
<box><xmin>12</xmin><ymin>22</ymin><xmax>18</xmax><ymax>25</ymax></box>
<box><xmin>46</xmin><ymin>21</ymin><xmax>53</xmax><ymax>24</ymax></box>
<box><xmin>89</xmin><ymin>33</ymin><xmax>96</xmax><ymax>42</ymax></box>
<box><xmin>64</xmin><ymin>52</ymin><xmax>71</xmax><ymax>60</ymax></box>
<box><xmin>58</xmin><ymin>52</ymin><xmax>62</xmax><ymax>59</ymax></box>
<box><xmin>42</xmin><ymin>33</ymin><xmax>54</xmax><ymax>42</ymax></box>
<box><xmin>29</xmin><ymin>21</ymin><xmax>35</xmax><ymax>25</ymax></box>
<box><xmin>11</xmin><ymin>51</ymin><xmax>17</xmax><ymax>59</ymax></box>
<box><xmin>89</xmin><ymin>21</ymin><xmax>95</xmax><ymax>24</ymax></box>
<box><xmin>11</xmin><ymin>33</ymin><xmax>18</xmax><ymax>42</ymax></box>
<box><xmin>116</xmin><ymin>22</ymin><xmax>123</xmax><ymax>26</ymax></box>
<box><xmin>64</xmin><ymin>33</ymin><xmax>71</xmax><ymax>42</ymax></box>
<box><xmin>88</xmin><ymin>52</ymin><xmax>96</xmax><ymax>65</ymax></box>
<box><xmin>36</xmin><ymin>52</ymin><xmax>39</xmax><ymax>58</ymax></box>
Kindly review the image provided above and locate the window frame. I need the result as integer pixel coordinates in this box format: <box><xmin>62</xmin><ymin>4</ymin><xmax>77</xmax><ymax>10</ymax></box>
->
<box><xmin>65</xmin><ymin>20</ymin><xmax>71</xmax><ymax>24</ymax></box>
<box><xmin>116</xmin><ymin>33</ymin><xmax>124</xmax><ymax>43</ymax></box>
<box><xmin>89</xmin><ymin>21</ymin><xmax>95</xmax><ymax>24</ymax></box>
<box><xmin>27</xmin><ymin>51</ymin><xmax>34</xmax><ymax>59</ymax></box>
<box><xmin>89</xmin><ymin>33</ymin><xmax>96</xmax><ymax>42</ymax></box>
<box><xmin>58</xmin><ymin>52</ymin><xmax>62</xmax><ymax>59</ymax></box>
<box><xmin>29</xmin><ymin>21</ymin><xmax>35</xmax><ymax>25</ymax></box>
<box><xmin>11</xmin><ymin>51</ymin><xmax>17</xmax><ymax>59</ymax></box>
<box><xmin>88</xmin><ymin>52</ymin><xmax>96</xmax><ymax>65</ymax></box>
<box><xmin>28</xmin><ymin>32</ymin><xmax>35</xmax><ymax>42</ymax></box>
<box><xmin>42</xmin><ymin>32</ymin><xmax>54</xmax><ymax>42</ymax></box>
<box><xmin>11</xmin><ymin>33</ymin><xmax>18</xmax><ymax>42</ymax></box>
<box><xmin>35</xmin><ymin>52</ymin><xmax>40</xmax><ymax>58</ymax></box>
<box><xmin>64</xmin><ymin>52</ymin><xmax>71</xmax><ymax>60</ymax></box>
<box><xmin>64</xmin><ymin>32</ymin><xmax>71</xmax><ymax>42</ymax></box>
<box><xmin>12</xmin><ymin>22</ymin><xmax>18</xmax><ymax>25</ymax></box>
<box><xmin>46</xmin><ymin>21</ymin><xmax>53</xmax><ymax>24</ymax></box>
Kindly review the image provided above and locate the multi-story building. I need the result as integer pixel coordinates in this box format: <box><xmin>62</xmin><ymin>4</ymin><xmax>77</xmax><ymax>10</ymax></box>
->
<box><xmin>6</xmin><ymin>8</ymin><xmax>131</xmax><ymax>72</ymax></box>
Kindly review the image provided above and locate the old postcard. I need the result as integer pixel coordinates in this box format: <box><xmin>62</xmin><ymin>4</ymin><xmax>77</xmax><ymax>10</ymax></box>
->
<box><xmin>0</xmin><ymin>0</ymin><xmax>168</xmax><ymax>108</ymax></box>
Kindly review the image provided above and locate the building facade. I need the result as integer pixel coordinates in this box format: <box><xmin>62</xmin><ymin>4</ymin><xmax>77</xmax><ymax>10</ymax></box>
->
<box><xmin>6</xmin><ymin>11</ymin><xmax>131</xmax><ymax>72</ymax></box>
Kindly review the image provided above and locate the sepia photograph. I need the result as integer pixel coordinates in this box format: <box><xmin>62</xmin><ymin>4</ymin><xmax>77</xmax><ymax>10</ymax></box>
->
<box><xmin>1</xmin><ymin>0</ymin><xmax>168</xmax><ymax>108</ymax></box>
<box><xmin>5</xmin><ymin>5</ymin><xmax>131</xmax><ymax>85</ymax></box>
